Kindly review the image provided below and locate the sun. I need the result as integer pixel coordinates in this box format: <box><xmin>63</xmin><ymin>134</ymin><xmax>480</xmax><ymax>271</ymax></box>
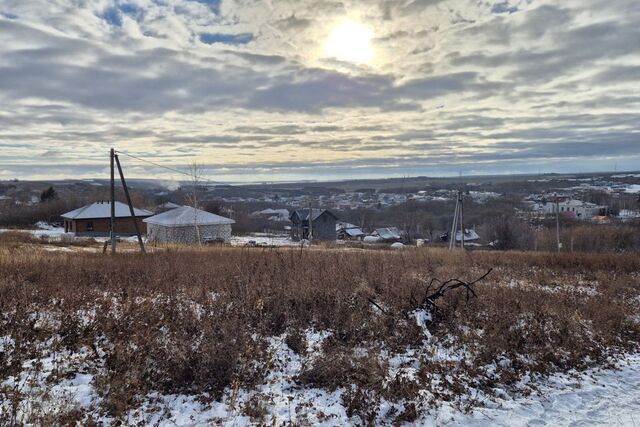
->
<box><xmin>324</xmin><ymin>20</ymin><xmax>374</xmax><ymax>65</ymax></box>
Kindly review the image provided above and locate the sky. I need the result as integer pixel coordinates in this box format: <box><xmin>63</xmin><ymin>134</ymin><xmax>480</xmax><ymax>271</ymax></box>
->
<box><xmin>0</xmin><ymin>0</ymin><xmax>639</xmax><ymax>183</ymax></box>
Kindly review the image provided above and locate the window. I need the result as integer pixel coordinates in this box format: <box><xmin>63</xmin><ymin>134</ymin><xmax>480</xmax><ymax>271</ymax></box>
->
<box><xmin>86</xmin><ymin>221</ymin><xmax>94</xmax><ymax>231</ymax></box>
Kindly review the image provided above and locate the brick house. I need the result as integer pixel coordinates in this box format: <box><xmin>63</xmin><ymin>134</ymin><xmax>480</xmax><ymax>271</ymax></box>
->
<box><xmin>61</xmin><ymin>201</ymin><xmax>152</xmax><ymax>237</ymax></box>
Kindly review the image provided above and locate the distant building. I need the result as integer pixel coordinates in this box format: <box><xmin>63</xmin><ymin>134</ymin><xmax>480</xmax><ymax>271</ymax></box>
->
<box><xmin>144</xmin><ymin>206</ymin><xmax>235</xmax><ymax>244</ymax></box>
<box><xmin>455</xmin><ymin>229</ymin><xmax>481</xmax><ymax>243</ymax></box>
<box><xmin>619</xmin><ymin>209</ymin><xmax>640</xmax><ymax>221</ymax></box>
<box><xmin>371</xmin><ymin>227</ymin><xmax>403</xmax><ymax>242</ymax></box>
<box><xmin>61</xmin><ymin>201</ymin><xmax>152</xmax><ymax>237</ymax></box>
<box><xmin>289</xmin><ymin>209</ymin><xmax>338</xmax><ymax>241</ymax></box>
<box><xmin>250</xmin><ymin>208</ymin><xmax>290</xmax><ymax>222</ymax></box>
<box><xmin>538</xmin><ymin>199</ymin><xmax>606</xmax><ymax>219</ymax></box>
<box><xmin>336</xmin><ymin>222</ymin><xmax>366</xmax><ymax>240</ymax></box>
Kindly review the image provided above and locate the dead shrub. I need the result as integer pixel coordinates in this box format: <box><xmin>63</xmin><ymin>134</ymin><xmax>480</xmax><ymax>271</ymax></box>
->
<box><xmin>0</xmin><ymin>246</ymin><xmax>638</xmax><ymax>420</ymax></box>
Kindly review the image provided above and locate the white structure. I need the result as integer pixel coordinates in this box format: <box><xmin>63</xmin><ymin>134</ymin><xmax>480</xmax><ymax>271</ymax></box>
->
<box><xmin>619</xmin><ymin>209</ymin><xmax>640</xmax><ymax>221</ymax></box>
<box><xmin>455</xmin><ymin>229</ymin><xmax>480</xmax><ymax>242</ymax></box>
<box><xmin>250</xmin><ymin>208</ymin><xmax>290</xmax><ymax>222</ymax></box>
<box><xmin>536</xmin><ymin>199</ymin><xmax>605</xmax><ymax>219</ymax></box>
<box><xmin>144</xmin><ymin>206</ymin><xmax>235</xmax><ymax>244</ymax></box>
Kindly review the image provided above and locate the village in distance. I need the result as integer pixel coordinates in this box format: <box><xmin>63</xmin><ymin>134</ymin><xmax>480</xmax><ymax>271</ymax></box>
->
<box><xmin>2</xmin><ymin>170</ymin><xmax>640</xmax><ymax>251</ymax></box>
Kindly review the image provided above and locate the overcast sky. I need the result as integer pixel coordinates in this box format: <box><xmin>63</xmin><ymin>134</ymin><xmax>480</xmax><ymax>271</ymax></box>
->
<box><xmin>0</xmin><ymin>0</ymin><xmax>639</xmax><ymax>182</ymax></box>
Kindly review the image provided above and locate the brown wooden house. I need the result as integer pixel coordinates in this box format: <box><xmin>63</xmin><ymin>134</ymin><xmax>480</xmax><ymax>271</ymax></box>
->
<box><xmin>62</xmin><ymin>201</ymin><xmax>152</xmax><ymax>237</ymax></box>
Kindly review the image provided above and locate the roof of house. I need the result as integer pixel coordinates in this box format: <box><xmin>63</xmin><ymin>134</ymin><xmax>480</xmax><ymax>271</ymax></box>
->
<box><xmin>290</xmin><ymin>208</ymin><xmax>338</xmax><ymax>222</ymax></box>
<box><xmin>336</xmin><ymin>222</ymin><xmax>365</xmax><ymax>236</ymax></box>
<box><xmin>373</xmin><ymin>227</ymin><xmax>402</xmax><ymax>240</ymax></box>
<box><xmin>455</xmin><ymin>229</ymin><xmax>480</xmax><ymax>242</ymax></box>
<box><xmin>255</xmin><ymin>208</ymin><xmax>290</xmax><ymax>216</ymax></box>
<box><xmin>143</xmin><ymin>205</ymin><xmax>235</xmax><ymax>227</ymax></box>
<box><xmin>62</xmin><ymin>201</ymin><xmax>152</xmax><ymax>220</ymax></box>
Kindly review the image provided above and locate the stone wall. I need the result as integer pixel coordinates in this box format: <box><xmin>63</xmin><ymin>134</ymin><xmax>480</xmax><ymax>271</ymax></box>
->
<box><xmin>147</xmin><ymin>223</ymin><xmax>232</xmax><ymax>244</ymax></box>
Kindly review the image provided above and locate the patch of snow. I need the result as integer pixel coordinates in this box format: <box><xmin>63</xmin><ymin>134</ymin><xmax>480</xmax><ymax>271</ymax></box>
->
<box><xmin>230</xmin><ymin>234</ymin><xmax>296</xmax><ymax>247</ymax></box>
<box><xmin>409</xmin><ymin>309</ymin><xmax>432</xmax><ymax>337</ymax></box>
<box><xmin>624</xmin><ymin>185</ymin><xmax>640</xmax><ymax>194</ymax></box>
<box><xmin>431</xmin><ymin>354</ymin><xmax>640</xmax><ymax>426</ymax></box>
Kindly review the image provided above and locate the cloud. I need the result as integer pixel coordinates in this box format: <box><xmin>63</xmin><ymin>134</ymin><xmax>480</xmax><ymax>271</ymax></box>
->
<box><xmin>0</xmin><ymin>0</ymin><xmax>639</xmax><ymax>181</ymax></box>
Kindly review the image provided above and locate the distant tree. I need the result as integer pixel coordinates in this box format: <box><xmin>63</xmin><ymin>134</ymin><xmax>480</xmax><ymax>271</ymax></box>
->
<box><xmin>202</xmin><ymin>199</ymin><xmax>223</xmax><ymax>215</ymax></box>
<box><xmin>40</xmin><ymin>186</ymin><xmax>57</xmax><ymax>202</ymax></box>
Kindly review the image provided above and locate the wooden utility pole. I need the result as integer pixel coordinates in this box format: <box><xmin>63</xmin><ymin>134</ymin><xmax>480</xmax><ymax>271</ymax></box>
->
<box><xmin>308</xmin><ymin>200</ymin><xmax>313</xmax><ymax>242</ymax></box>
<box><xmin>555</xmin><ymin>194</ymin><xmax>561</xmax><ymax>253</ymax></box>
<box><xmin>449</xmin><ymin>191</ymin><xmax>466</xmax><ymax>250</ymax></box>
<box><xmin>449</xmin><ymin>194</ymin><xmax>459</xmax><ymax>251</ymax></box>
<box><xmin>114</xmin><ymin>154</ymin><xmax>146</xmax><ymax>253</ymax></box>
<box><xmin>459</xmin><ymin>191</ymin><xmax>465</xmax><ymax>249</ymax></box>
<box><xmin>110</xmin><ymin>148</ymin><xmax>116</xmax><ymax>254</ymax></box>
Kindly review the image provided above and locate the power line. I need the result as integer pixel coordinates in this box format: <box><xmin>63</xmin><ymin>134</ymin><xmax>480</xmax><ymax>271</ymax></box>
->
<box><xmin>114</xmin><ymin>150</ymin><xmax>227</xmax><ymax>185</ymax></box>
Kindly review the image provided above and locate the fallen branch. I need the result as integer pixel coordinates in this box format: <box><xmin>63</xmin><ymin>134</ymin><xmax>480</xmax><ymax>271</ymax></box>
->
<box><xmin>368</xmin><ymin>268</ymin><xmax>493</xmax><ymax>320</ymax></box>
<box><xmin>417</xmin><ymin>268</ymin><xmax>493</xmax><ymax>315</ymax></box>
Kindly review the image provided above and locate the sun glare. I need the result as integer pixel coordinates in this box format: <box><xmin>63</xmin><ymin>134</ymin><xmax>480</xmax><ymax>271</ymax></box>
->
<box><xmin>324</xmin><ymin>20</ymin><xmax>374</xmax><ymax>65</ymax></box>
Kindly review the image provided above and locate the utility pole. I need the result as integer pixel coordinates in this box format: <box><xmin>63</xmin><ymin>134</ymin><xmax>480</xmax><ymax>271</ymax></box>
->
<box><xmin>449</xmin><ymin>191</ymin><xmax>465</xmax><ymax>250</ymax></box>
<box><xmin>114</xmin><ymin>154</ymin><xmax>146</xmax><ymax>253</ymax></box>
<box><xmin>555</xmin><ymin>193</ymin><xmax>561</xmax><ymax>253</ymax></box>
<box><xmin>110</xmin><ymin>148</ymin><xmax>116</xmax><ymax>254</ymax></box>
<box><xmin>459</xmin><ymin>191</ymin><xmax>465</xmax><ymax>249</ymax></box>
<box><xmin>308</xmin><ymin>199</ymin><xmax>313</xmax><ymax>242</ymax></box>
<box><xmin>449</xmin><ymin>193</ymin><xmax>459</xmax><ymax>251</ymax></box>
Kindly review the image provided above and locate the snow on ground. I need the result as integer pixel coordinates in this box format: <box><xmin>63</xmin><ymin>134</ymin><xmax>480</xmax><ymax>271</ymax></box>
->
<box><xmin>130</xmin><ymin>345</ymin><xmax>633</xmax><ymax>426</ymax></box>
<box><xmin>624</xmin><ymin>185</ymin><xmax>640</xmax><ymax>194</ymax></box>
<box><xmin>0</xmin><ymin>222</ymin><xmax>65</xmax><ymax>239</ymax></box>
<box><xmin>4</xmin><ymin>334</ymin><xmax>639</xmax><ymax>426</ymax></box>
<box><xmin>122</xmin><ymin>352</ymin><xmax>640</xmax><ymax>426</ymax></box>
<box><xmin>437</xmin><ymin>354</ymin><xmax>640</xmax><ymax>427</ymax></box>
<box><xmin>230</xmin><ymin>234</ymin><xmax>298</xmax><ymax>247</ymax></box>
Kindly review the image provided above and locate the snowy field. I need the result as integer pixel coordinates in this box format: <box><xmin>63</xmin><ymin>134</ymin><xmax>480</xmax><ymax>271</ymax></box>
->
<box><xmin>2</xmin><ymin>331</ymin><xmax>638</xmax><ymax>426</ymax></box>
<box><xmin>0</xmin><ymin>221</ymin><xmax>65</xmax><ymax>239</ymax></box>
<box><xmin>1</xmin><ymin>242</ymin><xmax>638</xmax><ymax>425</ymax></box>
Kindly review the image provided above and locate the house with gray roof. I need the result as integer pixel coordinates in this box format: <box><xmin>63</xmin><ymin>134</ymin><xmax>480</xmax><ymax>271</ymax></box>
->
<box><xmin>371</xmin><ymin>227</ymin><xmax>403</xmax><ymax>242</ymax></box>
<box><xmin>61</xmin><ymin>201</ymin><xmax>152</xmax><ymax>237</ymax></box>
<box><xmin>336</xmin><ymin>221</ymin><xmax>366</xmax><ymax>240</ymax></box>
<box><xmin>289</xmin><ymin>209</ymin><xmax>338</xmax><ymax>241</ymax></box>
<box><xmin>144</xmin><ymin>205</ymin><xmax>235</xmax><ymax>244</ymax></box>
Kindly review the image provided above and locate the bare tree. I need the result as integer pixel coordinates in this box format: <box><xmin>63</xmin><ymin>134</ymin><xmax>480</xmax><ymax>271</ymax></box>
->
<box><xmin>186</xmin><ymin>162</ymin><xmax>203</xmax><ymax>246</ymax></box>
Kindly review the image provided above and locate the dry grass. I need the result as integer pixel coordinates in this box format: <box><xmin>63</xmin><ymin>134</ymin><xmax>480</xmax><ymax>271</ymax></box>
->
<box><xmin>0</xmin><ymin>245</ymin><xmax>639</xmax><ymax>423</ymax></box>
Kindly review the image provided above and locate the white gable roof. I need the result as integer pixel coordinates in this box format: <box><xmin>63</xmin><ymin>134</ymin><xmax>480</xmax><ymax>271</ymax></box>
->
<box><xmin>144</xmin><ymin>206</ymin><xmax>235</xmax><ymax>227</ymax></box>
<box><xmin>62</xmin><ymin>201</ymin><xmax>152</xmax><ymax>219</ymax></box>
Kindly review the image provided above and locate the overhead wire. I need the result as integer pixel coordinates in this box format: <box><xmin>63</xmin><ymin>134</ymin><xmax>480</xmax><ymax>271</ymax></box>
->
<box><xmin>114</xmin><ymin>150</ymin><xmax>228</xmax><ymax>186</ymax></box>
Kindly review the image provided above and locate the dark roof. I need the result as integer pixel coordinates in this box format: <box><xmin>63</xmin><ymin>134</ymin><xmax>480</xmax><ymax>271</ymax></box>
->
<box><xmin>373</xmin><ymin>227</ymin><xmax>402</xmax><ymax>240</ymax></box>
<box><xmin>290</xmin><ymin>209</ymin><xmax>338</xmax><ymax>222</ymax></box>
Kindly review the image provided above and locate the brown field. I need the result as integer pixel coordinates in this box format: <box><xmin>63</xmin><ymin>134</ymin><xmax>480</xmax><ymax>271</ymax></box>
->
<box><xmin>1</xmin><ymin>242</ymin><xmax>639</xmax><ymax>424</ymax></box>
